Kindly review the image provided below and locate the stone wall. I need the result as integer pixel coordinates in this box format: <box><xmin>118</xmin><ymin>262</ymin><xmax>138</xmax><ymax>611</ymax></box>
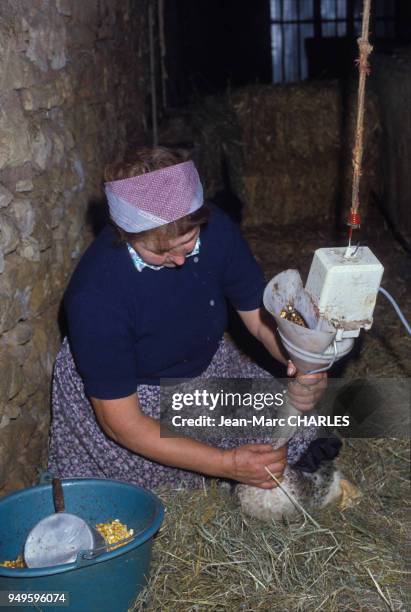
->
<box><xmin>0</xmin><ymin>0</ymin><xmax>149</xmax><ymax>494</ymax></box>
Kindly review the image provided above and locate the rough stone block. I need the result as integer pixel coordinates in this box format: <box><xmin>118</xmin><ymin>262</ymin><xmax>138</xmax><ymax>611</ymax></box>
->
<box><xmin>8</xmin><ymin>364</ymin><xmax>24</xmax><ymax>400</ymax></box>
<box><xmin>27</xmin><ymin>255</ymin><xmax>63</xmax><ymax>318</ymax></box>
<box><xmin>0</xmin><ymin>255</ymin><xmax>33</xmax><ymax>333</ymax></box>
<box><xmin>0</xmin><ymin>413</ymin><xmax>42</xmax><ymax>492</ymax></box>
<box><xmin>31</xmin><ymin>126</ymin><xmax>53</xmax><ymax>171</ymax></box>
<box><xmin>56</xmin><ymin>72</ymin><xmax>74</xmax><ymax>107</ymax></box>
<box><xmin>7</xmin><ymin>387</ymin><xmax>29</xmax><ymax>412</ymax></box>
<box><xmin>0</xmin><ymin>212</ymin><xmax>19</xmax><ymax>254</ymax></box>
<box><xmin>22</xmin><ymin>355</ymin><xmax>43</xmax><ymax>397</ymax></box>
<box><xmin>0</xmin><ymin>163</ymin><xmax>33</xmax><ymax>194</ymax></box>
<box><xmin>0</xmin><ymin>92</ymin><xmax>31</xmax><ymax>170</ymax></box>
<box><xmin>0</xmin><ymin>27</ymin><xmax>38</xmax><ymax>90</ymax></box>
<box><xmin>9</xmin><ymin>199</ymin><xmax>35</xmax><ymax>238</ymax></box>
<box><xmin>23</xmin><ymin>15</ymin><xmax>67</xmax><ymax>72</ymax></box>
<box><xmin>32</xmin><ymin>208</ymin><xmax>52</xmax><ymax>251</ymax></box>
<box><xmin>50</xmin><ymin>130</ymin><xmax>66</xmax><ymax>165</ymax></box>
<box><xmin>0</xmin><ymin>353</ymin><xmax>23</xmax><ymax>402</ymax></box>
<box><xmin>0</xmin><ymin>415</ymin><xmax>10</xmax><ymax>430</ymax></box>
<box><xmin>20</xmin><ymin>83</ymin><xmax>65</xmax><ymax>111</ymax></box>
<box><xmin>1</xmin><ymin>322</ymin><xmax>34</xmax><ymax>347</ymax></box>
<box><xmin>15</xmin><ymin>179</ymin><xmax>34</xmax><ymax>192</ymax></box>
<box><xmin>0</xmin><ymin>184</ymin><xmax>13</xmax><ymax>208</ymax></box>
<box><xmin>5</xmin><ymin>403</ymin><xmax>22</xmax><ymax>420</ymax></box>
<box><xmin>18</xmin><ymin>237</ymin><xmax>41</xmax><ymax>262</ymax></box>
<box><xmin>5</xmin><ymin>343</ymin><xmax>31</xmax><ymax>368</ymax></box>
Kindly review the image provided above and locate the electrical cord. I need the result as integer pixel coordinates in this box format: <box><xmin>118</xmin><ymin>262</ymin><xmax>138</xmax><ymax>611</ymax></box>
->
<box><xmin>378</xmin><ymin>287</ymin><xmax>411</xmax><ymax>335</ymax></box>
<box><xmin>306</xmin><ymin>340</ymin><xmax>338</xmax><ymax>375</ymax></box>
<box><xmin>289</xmin><ymin>286</ymin><xmax>409</xmax><ymax>385</ymax></box>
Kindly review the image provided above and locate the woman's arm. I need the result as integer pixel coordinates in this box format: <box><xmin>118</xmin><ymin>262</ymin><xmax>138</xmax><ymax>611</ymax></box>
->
<box><xmin>91</xmin><ymin>393</ymin><xmax>286</xmax><ymax>488</ymax></box>
<box><xmin>237</xmin><ymin>307</ymin><xmax>288</xmax><ymax>365</ymax></box>
<box><xmin>237</xmin><ymin>307</ymin><xmax>327</xmax><ymax>412</ymax></box>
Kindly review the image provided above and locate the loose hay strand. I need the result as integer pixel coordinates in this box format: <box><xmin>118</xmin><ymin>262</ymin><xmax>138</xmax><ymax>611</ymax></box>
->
<box><xmin>365</xmin><ymin>567</ymin><xmax>395</xmax><ymax>611</ymax></box>
<box><xmin>264</xmin><ymin>466</ymin><xmax>322</xmax><ymax>530</ymax></box>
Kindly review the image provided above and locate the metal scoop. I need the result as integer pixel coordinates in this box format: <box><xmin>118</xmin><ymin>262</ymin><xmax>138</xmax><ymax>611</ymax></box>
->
<box><xmin>24</xmin><ymin>478</ymin><xmax>106</xmax><ymax>568</ymax></box>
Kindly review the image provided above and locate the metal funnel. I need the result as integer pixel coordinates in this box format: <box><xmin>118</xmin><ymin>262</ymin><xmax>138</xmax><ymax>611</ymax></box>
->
<box><xmin>263</xmin><ymin>270</ymin><xmax>354</xmax><ymax>373</ymax></box>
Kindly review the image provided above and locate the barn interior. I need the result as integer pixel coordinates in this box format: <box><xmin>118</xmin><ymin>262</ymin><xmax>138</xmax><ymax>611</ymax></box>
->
<box><xmin>0</xmin><ymin>0</ymin><xmax>409</xmax><ymax>609</ymax></box>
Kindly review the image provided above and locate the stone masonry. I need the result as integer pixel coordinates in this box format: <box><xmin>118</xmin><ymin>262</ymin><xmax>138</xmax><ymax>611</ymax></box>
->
<box><xmin>0</xmin><ymin>0</ymin><xmax>149</xmax><ymax>494</ymax></box>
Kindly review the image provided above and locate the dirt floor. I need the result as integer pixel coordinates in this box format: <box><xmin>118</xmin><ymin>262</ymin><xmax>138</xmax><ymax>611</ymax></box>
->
<box><xmin>133</xmin><ymin>218</ymin><xmax>410</xmax><ymax>612</ymax></box>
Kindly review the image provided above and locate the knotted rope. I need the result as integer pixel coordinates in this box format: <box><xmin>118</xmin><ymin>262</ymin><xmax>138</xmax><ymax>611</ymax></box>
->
<box><xmin>349</xmin><ymin>0</ymin><xmax>373</xmax><ymax>237</ymax></box>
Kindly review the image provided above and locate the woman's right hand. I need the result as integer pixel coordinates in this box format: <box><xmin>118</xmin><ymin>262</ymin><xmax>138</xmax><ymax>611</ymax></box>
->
<box><xmin>222</xmin><ymin>444</ymin><xmax>287</xmax><ymax>489</ymax></box>
<box><xmin>91</xmin><ymin>393</ymin><xmax>287</xmax><ymax>487</ymax></box>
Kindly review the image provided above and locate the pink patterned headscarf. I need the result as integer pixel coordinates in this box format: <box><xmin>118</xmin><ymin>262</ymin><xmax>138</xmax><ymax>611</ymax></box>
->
<box><xmin>104</xmin><ymin>161</ymin><xmax>204</xmax><ymax>233</ymax></box>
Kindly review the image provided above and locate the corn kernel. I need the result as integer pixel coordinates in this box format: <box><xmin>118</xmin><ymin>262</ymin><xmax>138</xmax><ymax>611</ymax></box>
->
<box><xmin>0</xmin><ymin>554</ymin><xmax>25</xmax><ymax>568</ymax></box>
<box><xmin>95</xmin><ymin>519</ymin><xmax>134</xmax><ymax>550</ymax></box>
<box><xmin>1</xmin><ymin>518</ymin><xmax>133</xmax><ymax>567</ymax></box>
<box><xmin>279</xmin><ymin>304</ymin><xmax>307</xmax><ymax>327</ymax></box>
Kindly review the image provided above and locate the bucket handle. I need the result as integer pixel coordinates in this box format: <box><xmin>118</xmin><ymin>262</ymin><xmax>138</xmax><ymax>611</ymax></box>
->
<box><xmin>37</xmin><ymin>470</ymin><xmax>54</xmax><ymax>486</ymax></box>
<box><xmin>75</xmin><ymin>528</ymin><xmax>149</xmax><ymax>567</ymax></box>
<box><xmin>75</xmin><ymin>511</ymin><xmax>158</xmax><ymax>567</ymax></box>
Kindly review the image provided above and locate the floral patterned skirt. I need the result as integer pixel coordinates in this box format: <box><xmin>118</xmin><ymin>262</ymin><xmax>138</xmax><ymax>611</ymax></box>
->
<box><xmin>48</xmin><ymin>336</ymin><xmax>317</xmax><ymax>489</ymax></box>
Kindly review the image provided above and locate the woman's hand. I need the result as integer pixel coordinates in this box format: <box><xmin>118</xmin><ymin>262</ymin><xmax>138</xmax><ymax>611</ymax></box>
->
<box><xmin>92</xmin><ymin>394</ymin><xmax>286</xmax><ymax>485</ymax></box>
<box><xmin>222</xmin><ymin>443</ymin><xmax>287</xmax><ymax>489</ymax></box>
<box><xmin>286</xmin><ymin>361</ymin><xmax>327</xmax><ymax>412</ymax></box>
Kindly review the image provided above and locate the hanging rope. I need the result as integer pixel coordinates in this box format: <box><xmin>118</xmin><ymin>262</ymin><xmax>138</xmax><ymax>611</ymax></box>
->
<box><xmin>348</xmin><ymin>0</ymin><xmax>373</xmax><ymax>239</ymax></box>
<box><xmin>148</xmin><ymin>0</ymin><xmax>158</xmax><ymax>146</ymax></box>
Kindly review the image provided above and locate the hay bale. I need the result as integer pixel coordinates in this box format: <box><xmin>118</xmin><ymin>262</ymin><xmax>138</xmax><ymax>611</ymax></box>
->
<box><xmin>193</xmin><ymin>81</ymin><xmax>381</xmax><ymax>227</ymax></box>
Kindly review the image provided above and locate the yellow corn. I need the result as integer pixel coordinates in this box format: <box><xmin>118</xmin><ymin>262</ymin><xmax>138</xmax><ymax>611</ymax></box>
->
<box><xmin>95</xmin><ymin>518</ymin><xmax>134</xmax><ymax>549</ymax></box>
<box><xmin>280</xmin><ymin>304</ymin><xmax>307</xmax><ymax>327</ymax></box>
<box><xmin>0</xmin><ymin>554</ymin><xmax>25</xmax><ymax>568</ymax></box>
<box><xmin>1</xmin><ymin>518</ymin><xmax>133</xmax><ymax>567</ymax></box>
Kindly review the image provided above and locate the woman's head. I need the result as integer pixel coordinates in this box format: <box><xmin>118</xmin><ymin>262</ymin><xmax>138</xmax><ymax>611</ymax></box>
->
<box><xmin>104</xmin><ymin>147</ymin><xmax>210</xmax><ymax>263</ymax></box>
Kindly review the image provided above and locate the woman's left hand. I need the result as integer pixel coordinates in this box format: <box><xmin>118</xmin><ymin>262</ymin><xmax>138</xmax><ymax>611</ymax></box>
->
<box><xmin>286</xmin><ymin>362</ymin><xmax>327</xmax><ymax>412</ymax></box>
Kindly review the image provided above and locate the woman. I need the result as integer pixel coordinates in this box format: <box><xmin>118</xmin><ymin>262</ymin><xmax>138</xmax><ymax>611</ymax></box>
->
<box><xmin>48</xmin><ymin>147</ymin><xmax>327</xmax><ymax>490</ymax></box>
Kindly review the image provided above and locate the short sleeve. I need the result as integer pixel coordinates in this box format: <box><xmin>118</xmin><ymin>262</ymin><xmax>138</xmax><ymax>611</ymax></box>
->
<box><xmin>65</xmin><ymin>290</ymin><xmax>138</xmax><ymax>399</ymax></box>
<box><xmin>221</xmin><ymin>216</ymin><xmax>266</xmax><ymax>311</ymax></box>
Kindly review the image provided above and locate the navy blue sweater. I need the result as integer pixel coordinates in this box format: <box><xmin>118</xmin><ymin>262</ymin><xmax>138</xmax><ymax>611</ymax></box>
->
<box><xmin>65</xmin><ymin>205</ymin><xmax>266</xmax><ymax>398</ymax></box>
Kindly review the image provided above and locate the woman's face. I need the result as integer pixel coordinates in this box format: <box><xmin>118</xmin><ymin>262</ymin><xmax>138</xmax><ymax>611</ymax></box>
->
<box><xmin>133</xmin><ymin>227</ymin><xmax>200</xmax><ymax>267</ymax></box>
